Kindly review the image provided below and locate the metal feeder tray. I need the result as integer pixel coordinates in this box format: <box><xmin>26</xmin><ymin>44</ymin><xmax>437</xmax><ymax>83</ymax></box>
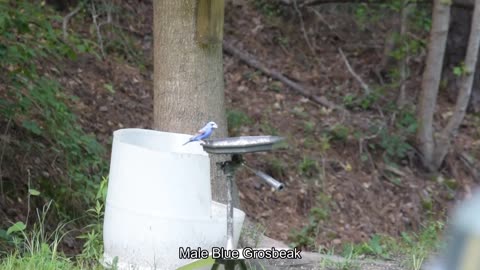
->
<box><xmin>202</xmin><ymin>136</ymin><xmax>285</xmax><ymax>154</ymax></box>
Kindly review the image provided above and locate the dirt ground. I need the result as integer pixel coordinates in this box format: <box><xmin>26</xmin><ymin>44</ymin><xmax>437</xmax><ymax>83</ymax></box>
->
<box><xmin>60</xmin><ymin>0</ymin><xmax>479</xmax><ymax>249</ymax></box>
<box><xmin>2</xmin><ymin>0</ymin><xmax>479</xmax><ymax>257</ymax></box>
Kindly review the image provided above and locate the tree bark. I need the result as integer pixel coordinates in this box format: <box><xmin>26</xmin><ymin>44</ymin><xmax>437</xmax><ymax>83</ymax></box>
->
<box><xmin>433</xmin><ymin>0</ymin><xmax>480</xmax><ymax>168</ymax></box>
<box><xmin>153</xmin><ymin>0</ymin><xmax>239</xmax><ymax>206</ymax></box>
<box><xmin>444</xmin><ymin>6</ymin><xmax>480</xmax><ymax>112</ymax></box>
<box><xmin>416</xmin><ymin>0</ymin><xmax>451</xmax><ymax>171</ymax></box>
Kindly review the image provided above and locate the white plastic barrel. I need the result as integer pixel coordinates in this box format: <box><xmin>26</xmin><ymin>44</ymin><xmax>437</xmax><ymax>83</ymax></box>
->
<box><xmin>102</xmin><ymin>129</ymin><xmax>245</xmax><ymax>270</ymax></box>
<box><xmin>106</xmin><ymin>129</ymin><xmax>212</xmax><ymax>218</ymax></box>
<box><xmin>103</xmin><ymin>201</ymin><xmax>245</xmax><ymax>269</ymax></box>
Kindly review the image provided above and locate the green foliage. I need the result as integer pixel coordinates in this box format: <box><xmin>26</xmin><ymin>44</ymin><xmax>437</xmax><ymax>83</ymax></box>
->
<box><xmin>378</xmin><ymin>129</ymin><xmax>412</xmax><ymax>161</ymax></box>
<box><xmin>1</xmin><ymin>222</ymin><xmax>104</xmax><ymax>269</ymax></box>
<box><xmin>260</xmin><ymin>122</ymin><xmax>278</xmax><ymax>135</ymax></box>
<box><xmin>389</xmin><ymin>33</ymin><xmax>426</xmax><ymax>66</ymax></box>
<box><xmin>0</xmin><ymin>1</ymin><xmax>106</xmax><ymax>214</ymax></box>
<box><xmin>303</xmin><ymin>121</ymin><xmax>316</xmax><ymax>135</ymax></box>
<box><xmin>103</xmin><ymin>25</ymin><xmax>144</xmax><ymax>66</ymax></box>
<box><xmin>354</xmin><ymin>1</ymin><xmax>431</xmax><ymax>32</ymax></box>
<box><xmin>453</xmin><ymin>62</ymin><xmax>468</xmax><ymax>77</ymax></box>
<box><xmin>1</xmin><ymin>177</ymin><xmax>110</xmax><ymax>269</ymax></box>
<box><xmin>367</xmin><ymin>110</ymin><xmax>416</xmax><ymax>163</ymax></box>
<box><xmin>226</xmin><ymin>109</ymin><xmax>253</xmax><ymax>136</ymax></box>
<box><xmin>303</xmin><ymin>137</ymin><xmax>316</xmax><ymax>149</ymax></box>
<box><xmin>342</xmin><ymin>90</ymin><xmax>381</xmax><ymax>111</ymax></box>
<box><xmin>269</xmin><ymin>81</ymin><xmax>282</xmax><ymax>92</ymax></box>
<box><xmin>289</xmin><ymin>222</ymin><xmax>316</xmax><ymax>249</ymax></box>
<box><xmin>332</xmin><ymin>220</ymin><xmax>444</xmax><ymax>269</ymax></box>
<box><xmin>299</xmin><ymin>157</ymin><xmax>318</xmax><ymax>177</ymax></box>
<box><xmin>329</xmin><ymin>124</ymin><xmax>350</xmax><ymax>142</ymax></box>
<box><xmin>399</xmin><ymin>221</ymin><xmax>445</xmax><ymax>270</ymax></box>
<box><xmin>266</xmin><ymin>158</ymin><xmax>286</xmax><ymax>179</ymax></box>
<box><xmin>343</xmin><ymin>235</ymin><xmax>391</xmax><ymax>260</ymax></box>
<box><xmin>289</xmin><ymin>194</ymin><xmax>330</xmax><ymax>249</ymax></box>
<box><xmin>273</xmin><ymin>35</ymin><xmax>289</xmax><ymax>47</ymax></box>
<box><xmin>319</xmin><ymin>134</ymin><xmax>331</xmax><ymax>152</ymax></box>
<box><xmin>342</xmin><ymin>94</ymin><xmax>356</xmax><ymax>108</ymax></box>
<box><xmin>291</xmin><ymin>106</ymin><xmax>309</xmax><ymax>118</ymax></box>
<box><xmin>3</xmin><ymin>202</ymin><xmax>69</xmax><ymax>261</ymax></box>
<box><xmin>77</xmin><ymin>177</ymin><xmax>108</xmax><ymax>265</ymax></box>
<box><xmin>6</xmin><ymin>222</ymin><xmax>27</xmax><ymax>236</ymax></box>
<box><xmin>252</xmin><ymin>0</ymin><xmax>281</xmax><ymax>18</ymax></box>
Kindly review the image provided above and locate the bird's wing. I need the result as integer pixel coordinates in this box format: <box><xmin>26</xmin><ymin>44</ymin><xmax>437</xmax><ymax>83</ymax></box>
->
<box><xmin>189</xmin><ymin>128</ymin><xmax>207</xmax><ymax>140</ymax></box>
<box><xmin>197</xmin><ymin>127</ymin><xmax>213</xmax><ymax>140</ymax></box>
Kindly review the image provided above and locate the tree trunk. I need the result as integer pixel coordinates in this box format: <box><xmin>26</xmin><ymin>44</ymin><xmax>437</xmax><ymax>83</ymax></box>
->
<box><xmin>444</xmin><ymin>5</ymin><xmax>480</xmax><ymax>112</ymax></box>
<box><xmin>152</xmin><ymin>0</ymin><xmax>239</xmax><ymax>207</ymax></box>
<box><xmin>397</xmin><ymin>0</ymin><xmax>414</xmax><ymax>108</ymax></box>
<box><xmin>416</xmin><ymin>0</ymin><xmax>451</xmax><ymax>171</ymax></box>
<box><xmin>433</xmin><ymin>0</ymin><xmax>480</xmax><ymax>168</ymax></box>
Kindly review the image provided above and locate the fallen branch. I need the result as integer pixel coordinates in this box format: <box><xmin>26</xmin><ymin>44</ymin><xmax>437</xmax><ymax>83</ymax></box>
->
<box><xmin>459</xmin><ymin>152</ymin><xmax>480</xmax><ymax>182</ymax></box>
<box><xmin>279</xmin><ymin>0</ymin><xmax>474</xmax><ymax>8</ymax></box>
<box><xmin>223</xmin><ymin>41</ymin><xmax>343</xmax><ymax>111</ymax></box>
<box><xmin>338</xmin><ymin>47</ymin><xmax>371</xmax><ymax>94</ymax></box>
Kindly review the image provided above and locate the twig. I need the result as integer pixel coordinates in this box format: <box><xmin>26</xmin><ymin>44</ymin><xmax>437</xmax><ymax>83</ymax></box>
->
<box><xmin>62</xmin><ymin>1</ymin><xmax>84</xmax><ymax>40</ymax></box>
<box><xmin>293</xmin><ymin>1</ymin><xmax>315</xmax><ymax>57</ymax></box>
<box><xmin>223</xmin><ymin>41</ymin><xmax>344</xmax><ymax>111</ymax></box>
<box><xmin>308</xmin><ymin>7</ymin><xmax>334</xmax><ymax>32</ymax></box>
<box><xmin>384</xmin><ymin>164</ymin><xmax>406</xmax><ymax>177</ymax></box>
<box><xmin>98</xmin><ymin>0</ymin><xmax>113</xmax><ymax>28</ymax></box>
<box><xmin>459</xmin><ymin>152</ymin><xmax>480</xmax><ymax>182</ymax></box>
<box><xmin>358</xmin><ymin>126</ymin><xmax>382</xmax><ymax>175</ymax></box>
<box><xmin>293</xmin><ymin>0</ymin><xmax>326</xmax><ymax>70</ymax></box>
<box><xmin>338</xmin><ymin>47</ymin><xmax>371</xmax><ymax>94</ymax></box>
<box><xmin>90</xmin><ymin>0</ymin><xmax>106</xmax><ymax>58</ymax></box>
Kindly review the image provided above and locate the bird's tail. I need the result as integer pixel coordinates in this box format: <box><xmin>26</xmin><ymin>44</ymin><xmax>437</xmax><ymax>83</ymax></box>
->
<box><xmin>182</xmin><ymin>140</ymin><xmax>190</xmax><ymax>146</ymax></box>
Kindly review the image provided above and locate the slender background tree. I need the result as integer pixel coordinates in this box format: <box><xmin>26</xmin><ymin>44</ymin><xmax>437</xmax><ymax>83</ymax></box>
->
<box><xmin>417</xmin><ymin>0</ymin><xmax>480</xmax><ymax>171</ymax></box>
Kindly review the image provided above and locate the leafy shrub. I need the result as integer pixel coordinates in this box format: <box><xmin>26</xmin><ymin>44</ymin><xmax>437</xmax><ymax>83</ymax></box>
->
<box><xmin>226</xmin><ymin>109</ymin><xmax>253</xmax><ymax>136</ymax></box>
<box><xmin>0</xmin><ymin>0</ymin><xmax>106</xmax><ymax>214</ymax></box>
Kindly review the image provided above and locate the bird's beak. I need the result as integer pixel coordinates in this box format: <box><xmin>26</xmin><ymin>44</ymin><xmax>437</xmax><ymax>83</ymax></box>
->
<box><xmin>213</xmin><ymin>123</ymin><xmax>218</xmax><ymax>128</ymax></box>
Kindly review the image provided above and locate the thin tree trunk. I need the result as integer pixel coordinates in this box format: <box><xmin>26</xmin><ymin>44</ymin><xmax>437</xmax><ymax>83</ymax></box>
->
<box><xmin>416</xmin><ymin>0</ymin><xmax>451</xmax><ymax>171</ymax></box>
<box><xmin>397</xmin><ymin>1</ymin><xmax>414</xmax><ymax>108</ymax></box>
<box><xmin>153</xmin><ymin>1</ymin><xmax>239</xmax><ymax>206</ymax></box>
<box><xmin>433</xmin><ymin>0</ymin><xmax>480</xmax><ymax>169</ymax></box>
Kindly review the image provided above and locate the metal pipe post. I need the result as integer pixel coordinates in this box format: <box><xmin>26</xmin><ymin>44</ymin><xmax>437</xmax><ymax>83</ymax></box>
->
<box><xmin>224</xmin><ymin>162</ymin><xmax>234</xmax><ymax>250</ymax></box>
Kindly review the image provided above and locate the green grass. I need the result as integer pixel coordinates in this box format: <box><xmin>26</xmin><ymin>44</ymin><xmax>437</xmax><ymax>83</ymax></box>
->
<box><xmin>226</xmin><ymin>109</ymin><xmax>253</xmax><ymax>136</ymax></box>
<box><xmin>318</xmin><ymin>247</ymin><xmax>360</xmax><ymax>270</ymax></box>
<box><xmin>289</xmin><ymin>194</ymin><xmax>331</xmax><ymax>250</ymax></box>
<box><xmin>324</xmin><ymin>220</ymin><xmax>445</xmax><ymax>270</ymax></box>
<box><xmin>0</xmin><ymin>176</ymin><xmax>108</xmax><ymax>270</ymax></box>
<box><xmin>299</xmin><ymin>156</ymin><xmax>318</xmax><ymax>177</ymax></box>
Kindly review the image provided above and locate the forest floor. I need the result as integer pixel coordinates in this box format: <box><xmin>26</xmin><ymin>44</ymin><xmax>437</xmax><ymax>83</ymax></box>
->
<box><xmin>1</xmin><ymin>0</ymin><xmax>480</xmax><ymax>269</ymax></box>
